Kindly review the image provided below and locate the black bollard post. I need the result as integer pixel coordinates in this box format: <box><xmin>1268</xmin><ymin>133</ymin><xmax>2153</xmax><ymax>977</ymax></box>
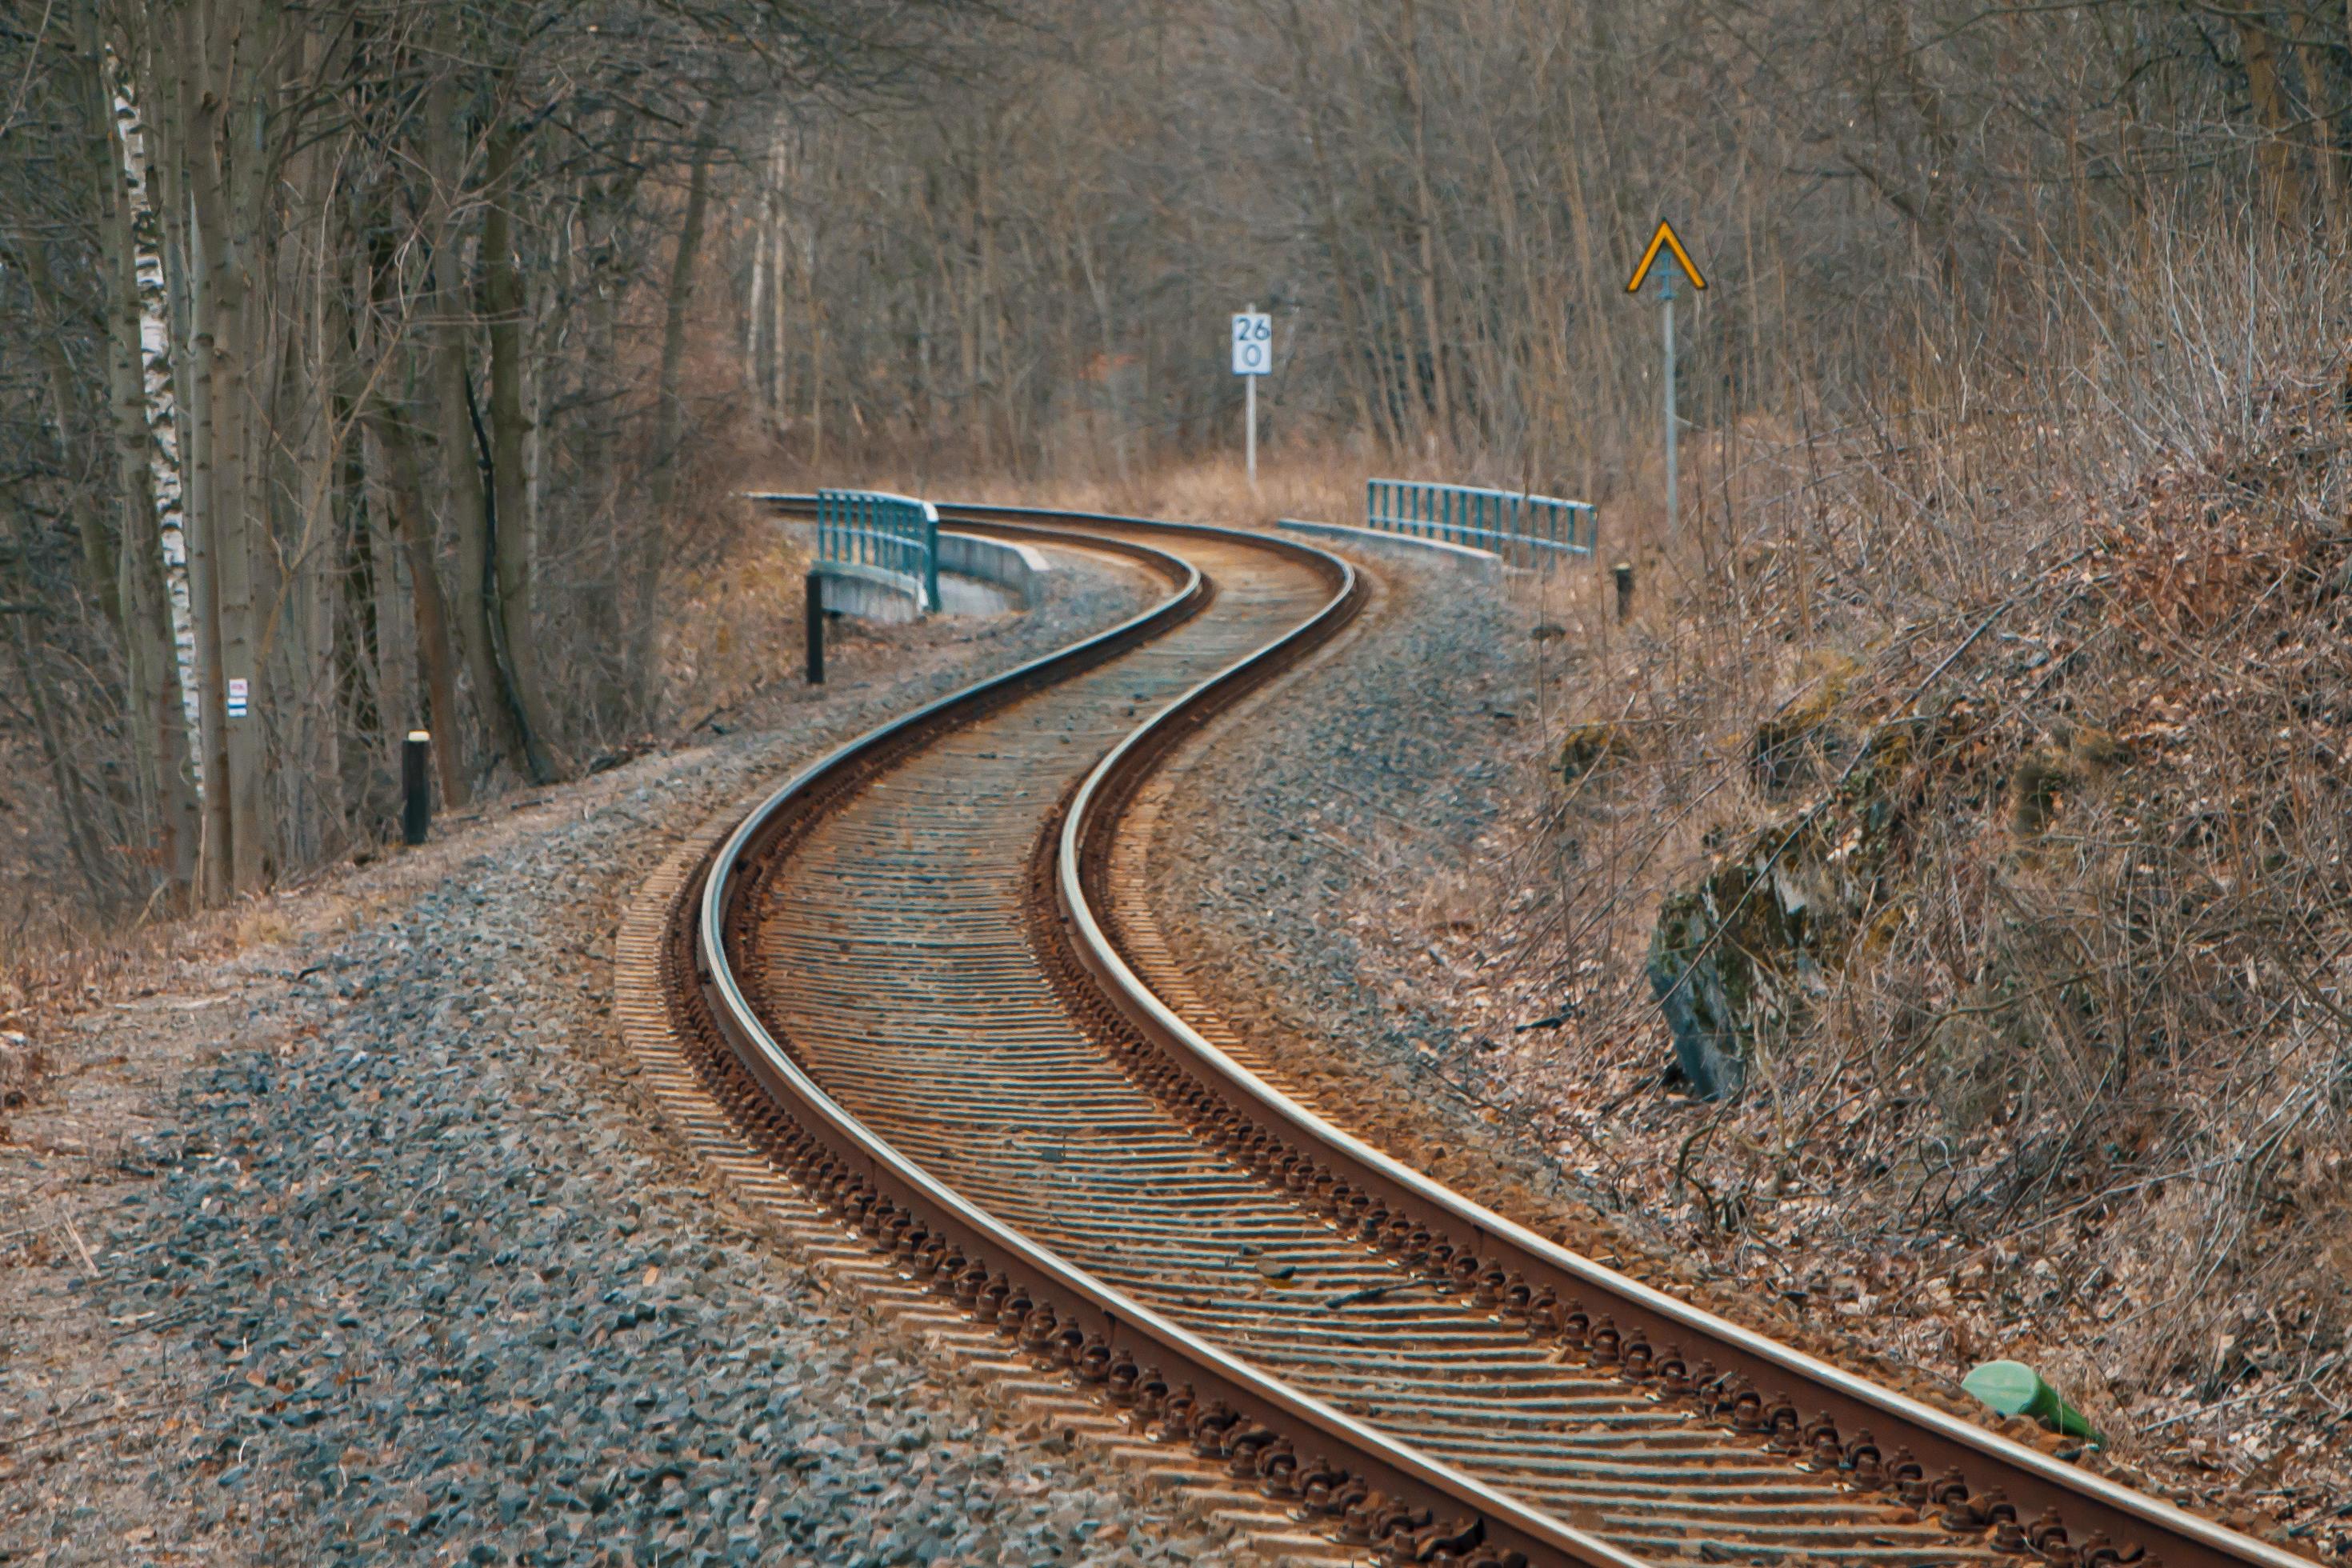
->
<box><xmin>1613</xmin><ymin>561</ymin><xmax>1634</xmax><ymax>622</ymax></box>
<box><xmin>804</xmin><ymin>570</ymin><xmax>826</xmax><ymax>686</ymax></box>
<box><xmin>402</xmin><ymin>730</ymin><xmax>432</xmax><ymax>846</ymax></box>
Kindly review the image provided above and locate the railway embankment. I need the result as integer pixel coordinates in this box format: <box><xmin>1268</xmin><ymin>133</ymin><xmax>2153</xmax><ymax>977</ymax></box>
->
<box><xmin>1142</xmin><ymin>407</ymin><xmax>2352</xmax><ymax>1562</ymax></box>
<box><xmin>0</xmin><ymin>554</ymin><xmax>1230</xmax><ymax>1566</ymax></box>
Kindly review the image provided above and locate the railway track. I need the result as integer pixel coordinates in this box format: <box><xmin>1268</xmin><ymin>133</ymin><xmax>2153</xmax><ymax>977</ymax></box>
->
<box><xmin>650</xmin><ymin>503</ymin><xmax>2310</xmax><ymax>1568</ymax></box>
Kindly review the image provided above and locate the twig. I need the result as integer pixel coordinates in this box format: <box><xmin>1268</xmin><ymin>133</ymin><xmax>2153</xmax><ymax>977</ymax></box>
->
<box><xmin>2138</xmin><ymin>1354</ymin><xmax>2345</xmax><ymax>1433</ymax></box>
<box><xmin>62</xmin><ymin>1214</ymin><xmax>98</xmax><ymax>1276</ymax></box>
<box><xmin>0</xmin><ymin>1402</ymin><xmax>162</xmax><ymax>1454</ymax></box>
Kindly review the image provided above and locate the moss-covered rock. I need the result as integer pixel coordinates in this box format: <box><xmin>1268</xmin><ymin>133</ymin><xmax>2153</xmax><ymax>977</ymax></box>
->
<box><xmin>1752</xmin><ymin>652</ymin><xmax>1862</xmax><ymax>794</ymax></box>
<box><xmin>1558</xmin><ymin>720</ymin><xmax>1638</xmax><ymax>783</ymax></box>
<box><xmin>1648</xmin><ymin>722</ymin><xmax>1914</xmax><ymax>1099</ymax></box>
<box><xmin>1646</xmin><ymin>862</ymin><xmax>1778</xmax><ymax>1101</ymax></box>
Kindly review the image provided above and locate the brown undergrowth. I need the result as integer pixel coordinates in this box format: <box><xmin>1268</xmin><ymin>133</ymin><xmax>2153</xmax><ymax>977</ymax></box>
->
<box><xmin>1</xmin><ymin>917</ymin><xmax>163</xmax><ymax>1139</ymax></box>
<box><xmin>1346</xmin><ymin>300</ymin><xmax>2352</xmax><ymax>1547</ymax></box>
<box><xmin>0</xmin><ymin>421</ymin><xmax>786</xmax><ymax>1130</ymax></box>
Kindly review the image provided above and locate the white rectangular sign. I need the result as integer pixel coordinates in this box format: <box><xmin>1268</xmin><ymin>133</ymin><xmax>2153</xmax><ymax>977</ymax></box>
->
<box><xmin>226</xmin><ymin>677</ymin><xmax>249</xmax><ymax>718</ymax></box>
<box><xmin>1230</xmin><ymin>312</ymin><xmax>1271</xmax><ymax>376</ymax></box>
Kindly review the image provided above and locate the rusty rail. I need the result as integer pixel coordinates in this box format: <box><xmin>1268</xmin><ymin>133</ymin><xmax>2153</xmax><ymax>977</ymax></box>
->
<box><xmin>674</xmin><ymin>501</ymin><xmax>2310</xmax><ymax>1568</ymax></box>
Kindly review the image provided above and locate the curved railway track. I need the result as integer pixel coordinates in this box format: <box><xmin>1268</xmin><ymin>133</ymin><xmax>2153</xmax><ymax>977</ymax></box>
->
<box><xmin>651</xmin><ymin>503</ymin><xmax>2310</xmax><ymax>1568</ymax></box>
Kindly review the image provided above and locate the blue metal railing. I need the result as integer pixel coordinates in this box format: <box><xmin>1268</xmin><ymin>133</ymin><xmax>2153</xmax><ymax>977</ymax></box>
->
<box><xmin>1365</xmin><ymin>479</ymin><xmax>1596</xmax><ymax>567</ymax></box>
<box><xmin>816</xmin><ymin>488</ymin><xmax>941</xmax><ymax>612</ymax></box>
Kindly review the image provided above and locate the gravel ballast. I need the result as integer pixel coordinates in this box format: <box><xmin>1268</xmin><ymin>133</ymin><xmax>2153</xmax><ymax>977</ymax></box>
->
<box><xmin>1143</xmin><ymin>553</ymin><xmax>1586</xmax><ymax>1183</ymax></box>
<box><xmin>1</xmin><ymin>552</ymin><xmax>1247</xmax><ymax>1566</ymax></box>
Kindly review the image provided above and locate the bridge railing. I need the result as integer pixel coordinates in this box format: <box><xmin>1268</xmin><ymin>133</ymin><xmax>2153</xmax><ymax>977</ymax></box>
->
<box><xmin>1365</xmin><ymin>479</ymin><xmax>1595</xmax><ymax>568</ymax></box>
<box><xmin>818</xmin><ymin>488</ymin><xmax>941</xmax><ymax>612</ymax></box>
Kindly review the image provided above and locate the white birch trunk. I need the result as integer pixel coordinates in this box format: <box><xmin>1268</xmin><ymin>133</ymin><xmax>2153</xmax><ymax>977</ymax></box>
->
<box><xmin>114</xmin><ymin>73</ymin><xmax>202</xmax><ymax>766</ymax></box>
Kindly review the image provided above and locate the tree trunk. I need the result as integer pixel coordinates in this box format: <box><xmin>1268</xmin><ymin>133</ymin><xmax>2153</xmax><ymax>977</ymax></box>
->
<box><xmin>290</xmin><ymin>126</ymin><xmax>349</xmax><ymax>866</ymax></box>
<box><xmin>2237</xmin><ymin>14</ymin><xmax>2305</xmax><ymax>218</ymax></box>
<box><xmin>652</xmin><ymin>104</ymin><xmax>722</xmax><ymax>513</ymax></box>
<box><xmin>358</xmin><ymin>162</ymin><xmax>467</xmax><ymax>810</ymax></box>
<box><xmin>635</xmin><ymin>102</ymin><xmax>722</xmax><ymax>715</ymax></box>
<box><xmin>746</xmin><ymin>215</ymin><xmax>766</xmax><ymax>398</ymax></box>
<box><xmin>482</xmin><ymin>114</ymin><xmax>562</xmax><ymax>782</ymax></box>
<box><xmin>427</xmin><ymin>63</ymin><xmax>532</xmax><ymax>784</ymax></box>
<box><xmin>809</xmin><ymin>226</ymin><xmax>826</xmax><ymax>469</ymax></box>
<box><xmin>213</xmin><ymin>6</ymin><xmax>269</xmax><ymax>895</ymax></box>
<box><xmin>262</xmin><ymin>24</ymin><xmax>340</xmax><ymax>872</ymax></box>
<box><xmin>368</xmin><ymin>406</ymin><xmax>470</xmax><ymax>809</ymax></box>
<box><xmin>1394</xmin><ymin>0</ymin><xmax>1455</xmax><ymax>455</ymax></box>
<box><xmin>581</xmin><ymin>267</ymin><xmax>627</xmax><ymax>726</ymax></box>
<box><xmin>2293</xmin><ymin>7</ymin><xmax>2342</xmax><ymax>223</ymax></box>
<box><xmin>769</xmin><ymin>145</ymin><xmax>790</xmax><ymax>416</ymax></box>
<box><xmin>173</xmin><ymin>4</ymin><xmax>246</xmax><ymax>899</ymax></box>
<box><xmin>130</xmin><ymin>23</ymin><xmax>204</xmax><ymax>781</ymax></box>
<box><xmin>84</xmin><ymin>8</ymin><xmax>198</xmax><ymax>898</ymax></box>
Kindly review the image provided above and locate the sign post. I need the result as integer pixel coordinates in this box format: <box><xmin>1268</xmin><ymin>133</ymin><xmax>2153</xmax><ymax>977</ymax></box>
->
<box><xmin>1625</xmin><ymin>221</ymin><xmax>1706</xmax><ymax>538</ymax></box>
<box><xmin>1231</xmin><ymin>306</ymin><xmax>1270</xmax><ymax>487</ymax></box>
<box><xmin>804</xmin><ymin>570</ymin><xmax>826</xmax><ymax>685</ymax></box>
<box><xmin>402</xmin><ymin>730</ymin><xmax>432</xmax><ymax>846</ymax></box>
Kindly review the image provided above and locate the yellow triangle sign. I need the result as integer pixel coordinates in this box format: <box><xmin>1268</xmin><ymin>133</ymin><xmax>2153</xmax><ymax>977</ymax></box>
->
<box><xmin>1626</xmin><ymin>219</ymin><xmax>1706</xmax><ymax>293</ymax></box>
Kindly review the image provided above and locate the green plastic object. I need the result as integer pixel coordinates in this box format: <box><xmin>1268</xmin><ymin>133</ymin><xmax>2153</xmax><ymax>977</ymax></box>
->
<box><xmin>1962</xmin><ymin>1359</ymin><xmax>2103</xmax><ymax>1445</ymax></box>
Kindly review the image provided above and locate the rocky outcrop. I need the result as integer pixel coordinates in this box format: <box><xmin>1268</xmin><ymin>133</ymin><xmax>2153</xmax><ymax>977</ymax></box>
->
<box><xmin>1646</xmin><ymin>723</ymin><xmax>1913</xmax><ymax>1099</ymax></box>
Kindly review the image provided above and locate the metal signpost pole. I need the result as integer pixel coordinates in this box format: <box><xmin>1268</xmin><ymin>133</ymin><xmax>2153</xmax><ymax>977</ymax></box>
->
<box><xmin>1625</xmin><ymin>220</ymin><xmax>1706</xmax><ymax>544</ymax></box>
<box><xmin>1246</xmin><ymin>363</ymin><xmax>1257</xmax><ymax>488</ymax></box>
<box><xmin>1661</xmin><ymin>270</ymin><xmax>1677</xmax><ymax>541</ymax></box>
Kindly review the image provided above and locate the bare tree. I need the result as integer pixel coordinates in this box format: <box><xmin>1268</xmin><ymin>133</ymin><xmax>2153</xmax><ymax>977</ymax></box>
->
<box><xmin>0</xmin><ymin>0</ymin><xmax>974</xmax><ymax>918</ymax></box>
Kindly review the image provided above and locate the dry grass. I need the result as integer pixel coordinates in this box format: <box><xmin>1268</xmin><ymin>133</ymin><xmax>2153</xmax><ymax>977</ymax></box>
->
<box><xmin>1306</xmin><ymin>213</ymin><xmax>2352</xmax><ymax>1547</ymax></box>
<box><xmin>0</xmin><ymin>1030</ymin><xmax>48</xmax><ymax>1114</ymax></box>
<box><xmin>658</xmin><ymin>498</ymin><xmax>815</xmax><ymax>727</ymax></box>
<box><xmin>0</xmin><ymin>910</ymin><xmax>160</xmax><ymax>1131</ymax></box>
<box><xmin>746</xmin><ymin>444</ymin><xmax>1551</xmax><ymax>542</ymax></box>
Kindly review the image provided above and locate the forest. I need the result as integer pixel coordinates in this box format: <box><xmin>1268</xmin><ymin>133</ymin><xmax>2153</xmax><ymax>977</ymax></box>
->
<box><xmin>2</xmin><ymin>0</ymin><xmax>2345</xmax><ymax>927</ymax></box>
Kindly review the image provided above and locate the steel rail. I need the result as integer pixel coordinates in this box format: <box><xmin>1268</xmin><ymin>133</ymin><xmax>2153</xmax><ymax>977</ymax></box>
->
<box><xmin>982</xmin><ymin>506</ymin><xmax>2304</xmax><ymax>1568</ymax></box>
<box><xmin>688</xmin><ymin>500</ymin><xmax>2307</xmax><ymax>1568</ymax></box>
<box><xmin>948</xmin><ymin>506</ymin><xmax>2316</xmax><ymax>1568</ymax></box>
<box><xmin>691</xmin><ymin>517</ymin><xmax>1640</xmax><ymax>1567</ymax></box>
